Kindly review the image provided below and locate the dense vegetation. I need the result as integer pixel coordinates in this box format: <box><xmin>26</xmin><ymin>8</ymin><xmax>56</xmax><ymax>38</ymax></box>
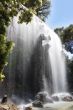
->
<box><xmin>54</xmin><ymin>24</ymin><xmax>73</xmax><ymax>43</ymax></box>
<box><xmin>0</xmin><ymin>0</ymin><xmax>51</xmax><ymax>81</ymax></box>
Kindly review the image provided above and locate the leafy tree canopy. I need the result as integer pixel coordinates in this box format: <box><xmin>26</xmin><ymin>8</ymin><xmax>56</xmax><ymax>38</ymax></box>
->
<box><xmin>54</xmin><ymin>24</ymin><xmax>73</xmax><ymax>43</ymax></box>
<box><xmin>0</xmin><ymin>0</ymin><xmax>51</xmax><ymax>29</ymax></box>
<box><xmin>63</xmin><ymin>25</ymin><xmax>73</xmax><ymax>42</ymax></box>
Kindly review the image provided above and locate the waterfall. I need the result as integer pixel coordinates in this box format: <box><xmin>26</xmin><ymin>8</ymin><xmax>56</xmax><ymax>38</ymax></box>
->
<box><xmin>0</xmin><ymin>15</ymin><xmax>67</xmax><ymax>98</ymax></box>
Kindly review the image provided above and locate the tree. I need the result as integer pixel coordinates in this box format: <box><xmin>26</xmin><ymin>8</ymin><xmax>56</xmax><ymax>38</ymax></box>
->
<box><xmin>36</xmin><ymin>0</ymin><xmax>51</xmax><ymax>21</ymax></box>
<box><xmin>63</xmin><ymin>25</ymin><xmax>73</xmax><ymax>43</ymax></box>
<box><xmin>54</xmin><ymin>24</ymin><xmax>73</xmax><ymax>43</ymax></box>
<box><xmin>0</xmin><ymin>0</ymin><xmax>51</xmax><ymax>81</ymax></box>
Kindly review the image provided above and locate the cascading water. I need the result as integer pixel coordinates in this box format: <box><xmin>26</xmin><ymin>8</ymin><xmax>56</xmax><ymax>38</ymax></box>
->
<box><xmin>42</xmin><ymin>29</ymin><xmax>67</xmax><ymax>93</ymax></box>
<box><xmin>0</xmin><ymin>15</ymin><xmax>67</xmax><ymax>99</ymax></box>
<box><xmin>48</xmin><ymin>31</ymin><xmax>67</xmax><ymax>93</ymax></box>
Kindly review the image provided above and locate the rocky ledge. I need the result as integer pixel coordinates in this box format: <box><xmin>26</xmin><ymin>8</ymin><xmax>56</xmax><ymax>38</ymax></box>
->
<box><xmin>0</xmin><ymin>103</ymin><xmax>18</xmax><ymax>110</ymax></box>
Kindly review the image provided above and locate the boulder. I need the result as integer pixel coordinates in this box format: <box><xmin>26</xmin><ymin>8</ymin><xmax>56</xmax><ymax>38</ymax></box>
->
<box><xmin>32</xmin><ymin>100</ymin><xmax>43</xmax><ymax>108</ymax></box>
<box><xmin>62</xmin><ymin>96</ymin><xmax>73</xmax><ymax>101</ymax></box>
<box><xmin>35</xmin><ymin>91</ymin><xmax>53</xmax><ymax>104</ymax></box>
<box><xmin>1</xmin><ymin>95</ymin><xmax>7</xmax><ymax>104</ymax></box>
<box><xmin>25</xmin><ymin>106</ymin><xmax>32</xmax><ymax>110</ymax></box>
<box><xmin>51</xmin><ymin>92</ymin><xmax>73</xmax><ymax>102</ymax></box>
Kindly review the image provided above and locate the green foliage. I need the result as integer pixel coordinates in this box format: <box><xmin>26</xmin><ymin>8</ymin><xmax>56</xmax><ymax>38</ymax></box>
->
<box><xmin>36</xmin><ymin>0</ymin><xmax>51</xmax><ymax>21</ymax></box>
<box><xmin>0</xmin><ymin>0</ymin><xmax>50</xmax><ymax>33</ymax></box>
<box><xmin>0</xmin><ymin>73</ymin><xmax>5</xmax><ymax>82</ymax></box>
<box><xmin>54</xmin><ymin>24</ymin><xmax>73</xmax><ymax>43</ymax></box>
<box><xmin>0</xmin><ymin>34</ymin><xmax>15</xmax><ymax>80</ymax></box>
<box><xmin>18</xmin><ymin>10</ymin><xmax>33</xmax><ymax>23</ymax></box>
<box><xmin>63</xmin><ymin>25</ymin><xmax>73</xmax><ymax>42</ymax></box>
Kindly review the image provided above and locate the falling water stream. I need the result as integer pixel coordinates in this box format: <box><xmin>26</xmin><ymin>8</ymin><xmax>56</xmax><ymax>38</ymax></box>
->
<box><xmin>0</xmin><ymin>15</ymin><xmax>67</xmax><ymax>101</ymax></box>
<box><xmin>48</xmin><ymin>31</ymin><xmax>67</xmax><ymax>93</ymax></box>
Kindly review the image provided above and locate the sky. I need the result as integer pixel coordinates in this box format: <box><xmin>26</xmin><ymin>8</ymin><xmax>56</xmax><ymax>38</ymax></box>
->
<box><xmin>46</xmin><ymin>0</ymin><xmax>73</xmax><ymax>29</ymax></box>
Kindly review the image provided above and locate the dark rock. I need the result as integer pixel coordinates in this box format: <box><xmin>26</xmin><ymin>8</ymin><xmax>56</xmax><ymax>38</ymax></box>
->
<box><xmin>1</xmin><ymin>95</ymin><xmax>7</xmax><ymax>104</ymax></box>
<box><xmin>62</xmin><ymin>96</ymin><xmax>73</xmax><ymax>101</ymax></box>
<box><xmin>51</xmin><ymin>93</ymin><xmax>73</xmax><ymax>102</ymax></box>
<box><xmin>32</xmin><ymin>100</ymin><xmax>43</xmax><ymax>108</ymax></box>
<box><xmin>35</xmin><ymin>91</ymin><xmax>53</xmax><ymax>103</ymax></box>
<box><xmin>25</xmin><ymin>106</ymin><xmax>32</xmax><ymax>110</ymax></box>
<box><xmin>51</xmin><ymin>96</ymin><xmax>59</xmax><ymax>101</ymax></box>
